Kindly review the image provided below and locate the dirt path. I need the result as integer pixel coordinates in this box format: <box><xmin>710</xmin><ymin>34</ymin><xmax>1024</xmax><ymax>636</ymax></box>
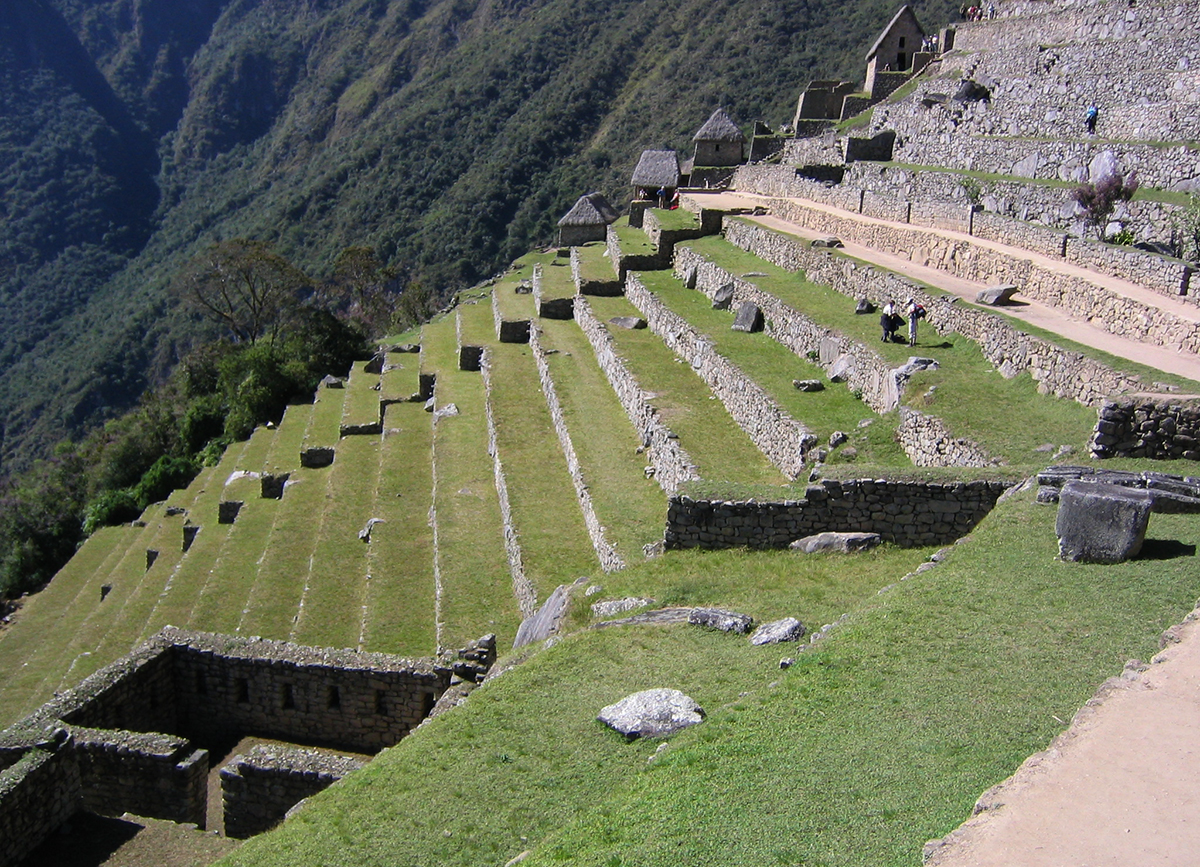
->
<box><xmin>923</xmin><ymin>609</ymin><xmax>1200</xmax><ymax>867</ymax></box>
<box><xmin>683</xmin><ymin>190</ymin><xmax>1200</xmax><ymax>384</ymax></box>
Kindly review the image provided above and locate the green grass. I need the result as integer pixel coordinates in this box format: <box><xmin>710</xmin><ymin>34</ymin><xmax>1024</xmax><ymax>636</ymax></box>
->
<box><xmin>492</xmin><ymin>257</ymin><xmax>544</xmax><ymax>323</ymax></box>
<box><xmin>423</xmin><ymin>315</ymin><xmax>520</xmax><ymax>650</ymax></box>
<box><xmin>456</xmin><ymin>297</ymin><xmax>497</xmax><ymax>346</ymax></box>
<box><xmin>487</xmin><ymin>340</ymin><xmax>599</xmax><ymax>599</ymax></box>
<box><xmin>341</xmin><ymin>361</ymin><xmax>383</xmax><ymax>430</ymax></box>
<box><xmin>648</xmin><ymin>207</ymin><xmax>699</xmax><ymax>232</ymax></box>
<box><xmin>362</xmin><ymin>402</ymin><xmax>437</xmax><ymax>656</ymax></box>
<box><xmin>263</xmin><ymin>403</ymin><xmax>314</xmax><ymax>475</ymax></box>
<box><xmin>535</xmin><ymin>318</ymin><xmax>665</xmax><ymax>561</ymax></box>
<box><xmin>583</xmin><ymin>295</ymin><xmax>784</xmax><ymax>485</ymax></box>
<box><xmin>380</xmin><ymin>356</ymin><xmax>420</xmax><ymax>404</ymax></box>
<box><xmin>610</xmin><ymin>218</ymin><xmax>657</xmax><ymax>258</ymax></box>
<box><xmin>634</xmin><ymin>270</ymin><xmax>909</xmax><ymax>468</ymax></box>
<box><xmin>538</xmin><ymin>258</ymin><xmax>577</xmax><ymax>301</ymax></box>
<box><xmin>574</xmin><ymin>242</ymin><xmax>617</xmax><ymax>284</ymax></box>
<box><xmin>683</xmin><ymin>233</ymin><xmax>1098</xmax><ymax>465</ymax></box>
<box><xmin>221</xmin><ymin>491</ymin><xmax>1200</xmax><ymax>867</ymax></box>
<box><xmin>304</xmin><ymin>385</ymin><xmax>348</xmax><ymax>448</ymax></box>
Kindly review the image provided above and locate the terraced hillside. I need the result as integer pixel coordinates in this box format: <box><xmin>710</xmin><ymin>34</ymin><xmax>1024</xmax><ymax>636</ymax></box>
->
<box><xmin>4</xmin><ymin>1</ymin><xmax>1200</xmax><ymax>863</ymax></box>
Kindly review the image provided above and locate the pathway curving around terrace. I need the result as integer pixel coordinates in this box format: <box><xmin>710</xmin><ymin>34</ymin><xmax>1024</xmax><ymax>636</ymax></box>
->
<box><xmin>683</xmin><ymin>191</ymin><xmax>1200</xmax><ymax>384</ymax></box>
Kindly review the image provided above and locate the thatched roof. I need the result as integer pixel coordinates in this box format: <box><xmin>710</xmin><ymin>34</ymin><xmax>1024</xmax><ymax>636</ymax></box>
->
<box><xmin>630</xmin><ymin>149</ymin><xmax>681</xmax><ymax>188</ymax></box>
<box><xmin>693</xmin><ymin>108</ymin><xmax>745</xmax><ymax>143</ymax></box>
<box><xmin>557</xmin><ymin>192</ymin><xmax>620</xmax><ymax>227</ymax></box>
<box><xmin>865</xmin><ymin>5</ymin><xmax>924</xmax><ymax>60</ymax></box>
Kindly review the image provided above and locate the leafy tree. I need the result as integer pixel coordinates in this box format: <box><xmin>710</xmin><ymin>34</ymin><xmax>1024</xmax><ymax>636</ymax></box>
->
<box><xmin>172</xmin><ymin>239</ymin><xmax>312</xmax><ymax>344</ymax></box>
<box><xmin>1073</xmin><ymin>172</ymin><xmax>1139</xmax><ymax>241</ymax></box>
<box><xmin>1174</xmin><ymin>196</ymin><xmax>1200</xmax><ymax>264</ymax></box>
<box><xmin>322</xmin><ymin>246</ymin><xmax>403</xmax><ymax>338</ymax></box>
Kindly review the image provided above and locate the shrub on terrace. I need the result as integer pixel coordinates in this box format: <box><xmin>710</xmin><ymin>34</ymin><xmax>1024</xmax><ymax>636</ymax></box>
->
<box><xmin>1073</xmin><ymin>171</ymin><xmax>1139</xmax><ymax>241</ymax></box>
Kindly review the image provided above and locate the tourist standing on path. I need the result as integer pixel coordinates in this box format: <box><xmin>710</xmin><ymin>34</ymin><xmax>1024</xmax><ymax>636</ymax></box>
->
<box><xmin>1085</xmin><ymin>104</ymin><xmax>1099</xmax><ymax>135</ymax></box>
<box><xmin>905</xmin><ymin>298</ymin><xmax>925</xmax><ymax>346</ymax></box>
<box><xmin>881</xmin><ymin>301</ymin><xmax>896</xmax><ymax>342</ymax></box>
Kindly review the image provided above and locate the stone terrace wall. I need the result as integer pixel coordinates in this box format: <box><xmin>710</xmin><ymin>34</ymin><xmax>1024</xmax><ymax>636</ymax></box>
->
<box><xmin>673</xmin><ymin>246</ymin><xmax>901</xmax><ymax>414</ymax></box>
<box><xmin>642</xmin><ymin>208</ymin><xmax>725</xmax><ymax>259</ymax></box>
<box><xmin>170</xmin><ymin>629</ymin><xmax>449</xmax><ymax>753</ymax></box>
<box><xmin>72</xmin><ymin>727</ymin><xmax>208</xmax><ymax>825</ymax></box>
<box><xmin>571</xmin><ymin>246</ymin><xmax>622</xmax><ymax>296</ymax></box>
<box><xmin>898</xmin><ymin>408</ymin><xmax>996</xmax><ymax>467</ymax></box>
<box><xmin>722</xmin><ymin>217</ymin><xmax>1146</xmax><ymax>406</ymax></box>
<box><xmin>766</xmin><ymin>198</ymin><xmax>1200</xmax><ymax>354</ymax></box>
<box><xmin>0</xmin><ymin>747</ymin><xmax>81</xmax><ymax>867</ymax></box>
<box><xmin>528</xmin><ymin>326</ymin><xmax>624</xmax><ymax>571</ymax></box>
<box><xmin>624</xmin><ymin>274</ymin><xmax>815</xmax><ymax>478</ymax></box>
<box><xmin>220</xmin><ymin>745</ymin><xmax>362</xmax><ymax>839</ymax></box>
<box><xmin>1090</xmin><ymin>399</ymin><xmax>1200</xmax><ymax>459</ymax></box>
<box><xmin>606</xmin><ymin>224</ymin><xmax>669</xmax><ymax>282</ymax></box>
<box><xmin>666</xmin><ymin>478</ymin><xmax>1012</xmax><ymax>549</ymax></box>
<box><xmin>573</xmin><ymin>295</ymin><xmax>700</xmax><ymax>493</ymax></box>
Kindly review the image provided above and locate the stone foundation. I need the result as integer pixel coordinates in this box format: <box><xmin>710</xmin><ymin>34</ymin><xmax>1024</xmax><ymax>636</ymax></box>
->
<box><xmin>1090</xmin><ymin>400</ymin><xmax>1200</xmax><ymax>459</ymax></box>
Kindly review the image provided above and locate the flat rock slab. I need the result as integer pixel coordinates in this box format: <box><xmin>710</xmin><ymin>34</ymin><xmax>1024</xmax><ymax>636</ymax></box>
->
<box><xmin>811</xmin><ymin>235</ymin><xmax>843</xmax><ymax>248</ymax></box>
<box><xmin>688</xmin><ymin>607</ymin><xmax>754</xmax><ymax>634</ymax></box>
<box><xmin>513</xmin><ymin>583</ymin><xmax>573</xmax><ymax>648</ymax></box>
<box><xmin>609</xmin><ymin>316</ymin><xmax>647</xmax><ymax>330</ymax></box>
<box><xmin>597</xmin><ymin>688</ymin><xmax>705</xmax><ymax>739</ymax></box>
<box><xmin>790</xmin><ymin>532</ymin><xmax>881</xmax><ymax>554</ymax></box>
<box><xmin>1056</xmin><ymin>480</ymin><xmax>1153</xmax><ymax>563</ymax></box>
<box><xmin>731</xmin><ymin>301</ymin><xmax>764</xmax><ymax>333</ymax></box>
<box><xmin>749</xmin><ymin>617</ymin><xmax>807</xmax><ymax>646</ymax></box>
<box><xmin>894</xmin><ymin>357</ymin><xmax>940</xmax><ymax>378</ymax></box>
<box><xmin>591</xmin><ymin>597</ymin><xmax>656</xmax><ymax>618</ymax></box>
<box><xmin>976</xmin><ymin>284</ymin><xmax>1019</xmax><ymax>306</ymax></box>
<box><xmin>793</xmin><ymin>379</ymin><xmax>825</xmax><ymax>392</ymax></box>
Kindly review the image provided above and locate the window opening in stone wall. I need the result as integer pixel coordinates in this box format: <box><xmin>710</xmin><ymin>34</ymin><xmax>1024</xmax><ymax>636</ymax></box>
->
<box><xmin>235</xmin><ymin>677</ymin><xmax>249</xmax><ymax>703</ymax></box>
<box><xmin>327</xmin><ymin>685</ymin><xmax>341</xmax><ymax>710</ymax></box>
<box><xmin>374</xmin><ymin>689</ymin><xmax>387</xmax><ymax>715</ymax></box>
<box><xmin>281</xmin><ymin>683</ymin><xmax>296</xmax><ymax>710</ymax></box>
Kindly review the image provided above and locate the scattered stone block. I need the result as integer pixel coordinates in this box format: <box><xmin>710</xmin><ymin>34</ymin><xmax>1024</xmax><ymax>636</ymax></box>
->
<box><xmin>811</xmin><ymin>235</ymin><xmax>843</xmax><ymax>248</ymax></box>
<box><xmin>513</xmin><ymin>581</ymin><xmax>577</xmax><ymax>648</ymax></box>
<box><xmin>218</xmin><ymin>501</ymin><xmax>243</xmax><ymax>525</ymax></box>
<box><xmin>749</xmin><ymin>617</ymin><xmax>806</xmax><ymax>646</ymax></box>
<box><xmin>319</xmin><ymin>374</ymin><xmax>344</xmax><ymax>389</ymax></box>
<box><xmin>364</xmin><ymin>352</ymin><xmax>386</xmax><ymax>374</ymax></box>
<box><xmin>182</xmin><ymin>524</ymin><xmax>199</xmax><ymax>552</ymax></box>
<box><xmin>976</xmin><ymin>284</ymin><xmax>1018</xmax><ymax>306</ymax></box>
<box><xmin>793</xmin><ymin>379</ymin><xmax>824</xmax><ymax>392</ymax></box>
<box><xmin>1056</xmin><ymin>480</ymin><xmax>1153</xmax><ymax>563</ymax></box>
<box><xmin>855</xmin><ymin>298</ymin><xmax>875</xmax><ymax>314</ymax></box>
<box><xmin>731</xmin><ymin>301</ymin><xmax>763</xmax><ymax>333</ymax></box>
<box><xmin>893</xmin><ymin>357</ymin><xmax>940</xmax><ymax>378</ymax></box>
<box><xmin>829</xmin><ymin>354</ymin><xmax>855</xmax><ymax>382</ymax></box>
<box><xmin>423</xmin><ymin>397</ymin><xmax>436</xmax><ymax>412</ymax></box>
<box><xmin>790</xmin><ymin>532</ymin><xmax>881</xmax><ymax>554</ymax></box>
<box><xmin>953</xmin><ymin>79</ymin><xmax>991</xmax><ymax>102</ymax></box>
<box><xmin>165</xmin><ymin>506</ymin><xmax>187</xmax><ymax>517</ymax></box>
<box><xmin>1036</xmin><ymin>485</ymin><xmax>1061</xmax><ymax>504</ymax></box>
<box><xmin>591</xmin><ymin>597</ymin><xmax>656</xmax><ymax>619</ymax></box>
<box><xmin>358</xmin><ymin>517</ymin><xmax>383</xmax><ymax>543</ymax></box>
<box><xmin>261</xmin><ymin>473</ymin><xmax>289</xmax><ymax>500</ymax></box>
<box><xmin>300</xmin><ymin>447</ymin><xmax>335</xmax><ymax>468</ymax></box>
<box><xmin>433</xmin><ymin>403</ymin><xmax>460</xmax><ymax>420</ymax></box>
<box><xmin>390</xmin><ymin>343</ymin><xmax>421</xmax><ymax>353</ymax></box>
<box><xmin>597</xmin><ymin>688</ymin><xmax>705</xmax><ymax>739</ymax></box>
<box><xmin>688</xmin><ymin>607</ymin><xmax>754</xmax><ymax>634</ymax></box>
<box><xmin>609</xmin><ymin>316</ymin><xmax>647</xmax><ymax>330</ymax></box>
<box><xmin>712</xmin><ymin>283</ymin><xmax>735</xmax><ymax>310</ymax></box>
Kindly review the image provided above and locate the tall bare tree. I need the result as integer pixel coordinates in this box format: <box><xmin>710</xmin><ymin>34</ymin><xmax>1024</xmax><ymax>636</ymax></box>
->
<box><xmin>173</xmin><ymin>240</ymin><xmax>311</xmax><ymax>343</ymax></box>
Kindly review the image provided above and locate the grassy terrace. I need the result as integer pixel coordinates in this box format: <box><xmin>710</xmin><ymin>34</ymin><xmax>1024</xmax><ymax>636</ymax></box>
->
<box><xmin>224</xmin><ymin>491</ymin><xmax>1200</xmax><ymax>867</ymax></box>
<box><xmin>538</xmin><ymin>257</ymin><xmax>576</xmax><ymax>301</ymax></box>
<box><xmin>573</xmin><ymin>242</ymin><xmax>615</xmax><ymax>284</ymax></box>
<box><xmin>423</xmin><ymin>313</ymin><xmax>519</xmax><ymax>649</ymax></box>
<box><xmin>263</xmin><ymin>403</ymin><xmax>313</xmax><ymax>475</ymax></box>
<box><xmin>303</xmin><ymin>384</ymin><xmax>348</xmax><ymax>449</ymax></box>
<box><xmin>380</xmin><ymin>354</ymin><xmax>419</xmax><ymax>404</ymax></box>
<box><xmin>634</xmin><ymin>270</ymin><xmax>910</xmax><ymax>468</ymax></box>
<box><xmin>492</xmin><ymin>254</ymin><xmax>545</xmax><ymax>324</ymax></box>
<box><xmin>340</xmin><ymin>361</ymin><xmax>383</xmax><ymax>429</ymax></box>
<box><xmin>609</xmin><ymin>217</ymin><xmax>658</xmax><ymax>259</ymax></box>
<box><xmin>648</xmin><ymin>206</ymin><xmax>700</xmax><ymax>231</ymax></box>
<box><xmin>684</xmin><ymin>232</ymin><xmax>1098</xmax><ymax>465</ymax></box>
<box><xmin>535</xmin><ymin>318</ymin><xmax>665</xmax><ymax>562</ymax></box>
<box><xmin>582</xmin><ymin>294</ymin><xmax>784</xmax><ymax>485</ymax></box>
<box><xmin>487</xmin><ymin>338</ymin><xmax>598</xmax><ymax>599</ymax></box>
<box><xmin>362</xmin><ymin>401</ymin><xmax>436</xmax><ymax>656</ymax></box>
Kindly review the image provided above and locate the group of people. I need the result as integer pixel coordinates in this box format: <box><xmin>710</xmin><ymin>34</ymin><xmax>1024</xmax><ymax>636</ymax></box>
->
<box><xmin>920</xmin><ymin>35</ymin><xmax>939</xmax><ymax>54</ymax></box>
<box><xmin>638</xmin><ymin>187</ymin><xmax>681</xmax><ymax>210</ymax></box>
<box><xmin>959</xmin><ymin>4</ymin><xmax>996</xmax><ymax>20</ymax></box>
<box><xmin>880</xmin><ymin>298</ymin><xmax>927</xmax><ymax>346</ymax></box>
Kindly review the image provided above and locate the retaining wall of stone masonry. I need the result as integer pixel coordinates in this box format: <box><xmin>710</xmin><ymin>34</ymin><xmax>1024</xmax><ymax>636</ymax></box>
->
<box><xmin>898</xmin><ymin>407</ymin><xmax>996</xmax><ymax>467</ymax></box>
<box><xmin>642</xmin><ymin>208</ymin><xmax>725</xmax><ymax>260</ymax></box>
<box><xmin>532</xmin><ymin>263</ymin><xmax>575</xmax><ymax>320</ymax></box>
<box><xmin>665</xmin><ymin>478</ymin><xmax>1012</xmax><ymax>549</ymax></box>
<box><xmin>672</xmin><ymin>246</ymin><xmax>902</xmax><ymax>413</ymax></box>
<box><xmin>527</xmin><ymin>325</ymin><xmax>625</xmax><ymax>572</ymax></box>
<box><xmin>721</xmin><ymin>217</ymin><xmax>1146</xmax><ymax>406</ymax></box>
<box><xmin>492</xmin><ymin>289</ymin><xmax>531</xmax><ymax>344</ymax></box>
<box><xmin>765</xmin><ymin>197</ymin><xmax>1200</xmax><ymax>354</ymax></box>
<box><xmin>573</xmin><ymin>295</ymin><xmax>700</xmax><ymax>493</ymax></box>
<box><xmin>623</xmin><ymin>274</ymin><xmax>814</xmax><ymax>478</ymax></box>
<box><xmin>1090</xmin><ymin>399</ymin><xmax>1200</xmax><ymax>459</ymax></box>
<box><xmin>0</xmin><ymin>747</ymin><xmax>81</xmax><ymax>867</ymax></box>
<box><xmin>480</xmin><ymin>351</ymin><xmax>536</xmax><ymax>617</ymax></box>
<box><xmin>606</xmin><ymin>225</ymin><xmax>670</xmax><ymax>283</ymax></box>
<box><xmin>72</xmin><ymin>727</ymin><xmax>208</xmax><ymax>825</ymax></box>
<box><xmin>220</xmin><ymin>745</ymin><xmax>362</xmax><ymax>839</ymax></box>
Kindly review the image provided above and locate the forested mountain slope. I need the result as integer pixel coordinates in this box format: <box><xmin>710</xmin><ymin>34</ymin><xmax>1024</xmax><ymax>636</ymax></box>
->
<box><xmin>0</xmin><ymin>0</ymin><xmax>957</xmax><ymax>473</ymax></box>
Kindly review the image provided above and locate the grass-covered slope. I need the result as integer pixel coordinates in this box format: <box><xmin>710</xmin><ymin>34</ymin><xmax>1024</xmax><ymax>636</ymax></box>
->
<box><xmin>219</xmin><ymin>487</ymin><xmax>1200</xmax><ymax>867</ymax></box>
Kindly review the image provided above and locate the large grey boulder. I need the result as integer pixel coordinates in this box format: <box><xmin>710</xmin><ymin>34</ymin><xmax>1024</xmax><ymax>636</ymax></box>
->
<box><xmin>793</xmin><ymin>379</ymin><xmax>825</xmax><ymax>392</ymax></box>
<box><xmin>712</xmin><ymin>283</ymin><xmax>736</xmax><ymax>310</ymax></box>
<box><xmin>976</xmin><ymin>284</ymin><xmax>1018</xmax><ymax>306</ymax></box>
<box><xmin>597</xmin><ymin>688</ymin><xmax>705</xmax><ymax>739</ymax></box>
<box><xmin>688</xmin><ymin>607</ymin><xmax>754</xmax><ymax>634</ymax></box>
<box><xmin>609</xmin><ymin>316</ymin><xmax>647</xmax><ymax>330</ymax></box>
<box><xmin>790</xmin><ymin>532</ymin><xmax>881</xmax><ymax>554</ymax></box>
<box><xmin>731</xmin><ymin>301</ymin><xmax>764</xmax><ymax>333</ymax></box>
<box><xmin>749</xmin><ymin>617</ymin><xmax>806</xmax><ymax>646</ymax></box>
<box><xmin>513</xmin><ymin>582</ymin><xmax>575</xmax><ymax>648</ymax></box>
<box><xmin>1056</xmin><ymin>480</ymin><xmax>1153</xmax><ymax>563</ymax></box>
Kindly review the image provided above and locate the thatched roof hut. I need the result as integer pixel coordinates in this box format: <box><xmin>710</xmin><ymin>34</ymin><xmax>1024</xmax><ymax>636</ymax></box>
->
<box><xmin>557</xmin><ymin>192</ymin><xmax>619</xmax><ymax>246</ymax></box>
<box><xmin>630</xmin><ymin>149</ymin><xmax>681</xmax><ymax>193</ymax></box>
<box><xmin>692</xmin><ymin>108</ymin><xmax>745</xmax><ymax>167</ymax></box>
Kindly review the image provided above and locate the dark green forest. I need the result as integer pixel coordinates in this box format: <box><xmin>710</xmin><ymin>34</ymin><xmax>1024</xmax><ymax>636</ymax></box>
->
<box><xmin>0</xmin><ymin>0</ymin><xmax>959</xmax><ymax>478</ymax></box>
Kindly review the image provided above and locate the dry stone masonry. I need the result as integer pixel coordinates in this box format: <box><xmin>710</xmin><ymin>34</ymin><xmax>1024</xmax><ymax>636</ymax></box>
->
<box><xmin>1090</xmin><ymin>400</ymin><xmax>1200</xmax><ymax>459</ymax></box>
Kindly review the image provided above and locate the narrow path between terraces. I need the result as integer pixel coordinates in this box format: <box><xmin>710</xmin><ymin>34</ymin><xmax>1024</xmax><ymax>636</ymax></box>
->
<box><xmin>684</xmin><ymin>190</ymin><xmax>1200</xmax><ymax>385</ymax></box>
